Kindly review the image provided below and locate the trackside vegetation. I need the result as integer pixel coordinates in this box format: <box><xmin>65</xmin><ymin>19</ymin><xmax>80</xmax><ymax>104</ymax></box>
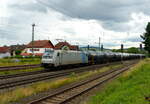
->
<box><xmin>87</xmin><ymin>59</ymin><xmax>150</xmax><ymax>104</ymax></box>
<box><xmin>0</xmin><ymin>64</ymin><xmax>123</xmax><ymax>104</ymax></box>
<box><xmin>0</xmin><ymin>58</ymin><xmax>41</xmax><ymax>67</ymax></box>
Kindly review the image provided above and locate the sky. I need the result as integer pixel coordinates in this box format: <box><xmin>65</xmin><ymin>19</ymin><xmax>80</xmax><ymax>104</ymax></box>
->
<box><xmin>0</xmin><ymin>0</ymin><xmax>150</xmax><ymax>49</ymax></box>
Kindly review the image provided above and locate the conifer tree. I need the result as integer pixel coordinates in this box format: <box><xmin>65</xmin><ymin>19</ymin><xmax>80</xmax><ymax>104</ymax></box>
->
<box><xmin>141</xmin><ymin>22</ymin><xmax>150</xmax><ymax>54</ymax></box>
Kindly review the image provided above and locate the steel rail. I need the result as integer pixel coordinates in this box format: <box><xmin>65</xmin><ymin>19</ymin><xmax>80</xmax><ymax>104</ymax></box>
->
<box><xmin>0</xmin><ymin>64</ymin><xmax>41</xmax><ymax>72</ymax></box>
<box><xmin>0</xmin><ymin>63</ymin><xmax>110</xmax><ymax>90</ymax></box>
<box><xmin>0</xmin><ymin>70</ymin><xmax>45</xmax><ymax>79</ymax></box>
<box><xmin>28</xmin><ymin>63</ymin><xmax>135</xmax><ymax>104</ymax></box>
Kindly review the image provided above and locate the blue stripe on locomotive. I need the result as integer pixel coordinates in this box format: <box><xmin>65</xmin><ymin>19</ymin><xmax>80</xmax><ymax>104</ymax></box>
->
<box><xmin>81</xmin><ymin>52</ymin><xmax>87</xmax><ymax>63</ymax></box>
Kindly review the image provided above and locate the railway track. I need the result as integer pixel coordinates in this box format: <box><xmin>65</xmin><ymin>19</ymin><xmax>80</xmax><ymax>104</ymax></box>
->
<box><xmin>0</xmin><ymin>63</ymin><xmax>108</xmax><ymax>80</ymax></box>
<box><xmin>0</xmin><ymin>70</ymin><xmax>45</xmax><ymax>79</ymax></box>
<box><xmin>0</xmin><ymin>61</ymin><xmax>131</xmax><ymax>80</ymax></box>
<box><xmin>28</xmin><ymin>63</ymin><xmax>135</xmax><ymax>104</ymax></box>
<box><xmin>0</xmin><ymin>64</ymin><xmax>41</xmax><ymax>72</ymax></box>
<box><xmin>0</xmin><ymin>60</ymin><xmax>137</xmax><ymax>91</ymax></box>
<box><xmin>0</xmin><ymin>63</ymin><xmax>111</xmax><ymax>90</ymax></box>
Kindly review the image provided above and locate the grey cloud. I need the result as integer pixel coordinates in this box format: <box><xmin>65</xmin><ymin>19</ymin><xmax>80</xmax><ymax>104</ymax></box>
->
<box><xmin>36</xmin><ymin>0</ymin><xmax>150</xmax><ymax>31</ymax></box>
<box><xmin>127</xmin><ymin>37</ymin><xmax>142</xmax><ymax>42</ymax></box>
<box><xmin>101</xmin><ymin>21</ymin><xmax>130</xmax><ymax>32</ymax></box>
<box><xmin>10</xmin><ymin>1</ymin><xmax>47</xmax><ymax>13</ymax></box>
<box><xmin>63</xmin><ymin>27</ymin><xmax>76</xmax><ymax>35</ymax></box>
<box><xmin>114</xmin><ymin>36</ymin><xmax>142</xmax><ymax>43</ymax></box>
<box><xmin>0</xmin><ymin>24</ymin><xmax>31</xmax><ymax>41</ymax></box>
<box><xmin>104</xmin><ymin>42</ymin><xmax>119</xmax><ymax>48</ymax></box>
<box><xmin>37</xmin><ymin>0</ymin><xmax>130</xmax><ymax>21</ymax></box>
<box><xmin>0</xmin><ymin>0</ymin><xmax>148</xmax><ymax>47</ymax></box>
<box><xmin>0</xmin><ymin>16</ymin><xmax>31</xmax><ymax>41</ymax></box>
<box><xmin>0</xmin><ymin>1</ymin><xmax>50</xmax><ymax>43</ymax></box>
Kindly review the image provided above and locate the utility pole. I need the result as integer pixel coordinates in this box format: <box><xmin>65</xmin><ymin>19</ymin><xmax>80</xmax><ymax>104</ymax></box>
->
<box><xmin>32</xmin><ymin>23</ymin><xmax>35</xmax><ymax>56</ymax></box>
<box><xmin>87</xmin><ymin>45</ymin><xmax>90</xmax><ymax>50</ymax></box>
<box><xmin>121</xmin><ymin>44</ymin><xmax>124</xmax><ymax>53</ymax></box>
<box><xmin>99</xmin><ymin>37</ymin><xmax>101</xmax><ymax>51</ymax></box>
<box><xmin>121</xmin><ymin>44</ymin><xmax>124</xmax><ymax>63</ymax></box>
<box><xmin>140</xmin><ymin>44</ymin><xmax>142</xmax><ymax>60</ymax></box>
<box><xmin>140</xmin><ymin>44</ymin><xmax>142</xmax><ymax>51</ymax></box>
<box><xmin>101</xmin><ymin>44</ymin><xmax>103</xmax><ymax>51</ymax></box>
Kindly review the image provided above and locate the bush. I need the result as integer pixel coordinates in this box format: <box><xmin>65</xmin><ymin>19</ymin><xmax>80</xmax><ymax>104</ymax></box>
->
<box><xmin>15</xmin><ymin>50</ymin><xmax>22</xmax><ymax>55</ymax></box>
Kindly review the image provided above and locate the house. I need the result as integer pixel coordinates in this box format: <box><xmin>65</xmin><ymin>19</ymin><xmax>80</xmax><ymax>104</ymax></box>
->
<box><xmin>55</xmin><ymin>41</ymin><xmax>79</xmax><ymax>50</ymax></box>
<box><xmin>21</xmin><ymin>40</ymin><xmax>54</xmax><ymax>56</ymax></box>
<box><xmin>9</xmin><ymin>44</ymin><xmax>26</xmax><ymax>56</ymax></box>
<box><xmin>0</xmin><ymin>47</ymin><xmax>11</xmax><ymax>58</ymax></box>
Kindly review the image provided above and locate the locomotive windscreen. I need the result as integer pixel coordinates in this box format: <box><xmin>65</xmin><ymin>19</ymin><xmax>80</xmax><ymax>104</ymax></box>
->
<box><xmin>43</xmin><ymin>50</ymin><xmax>54</xmax><ymax>59</ymax></box>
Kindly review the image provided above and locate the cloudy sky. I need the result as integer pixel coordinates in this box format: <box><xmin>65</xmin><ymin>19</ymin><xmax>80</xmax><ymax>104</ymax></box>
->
<box><xmin>0</xmin><ymin>0</ymin><xmax>150</xmax><ymax>49</ymax></box>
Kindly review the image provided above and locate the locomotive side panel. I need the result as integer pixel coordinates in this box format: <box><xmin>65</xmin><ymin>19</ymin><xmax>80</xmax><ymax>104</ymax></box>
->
<box><xmin>58</xmin><ymin>51</ymin><xmax>88</xmax><ymax>66</ymax></box>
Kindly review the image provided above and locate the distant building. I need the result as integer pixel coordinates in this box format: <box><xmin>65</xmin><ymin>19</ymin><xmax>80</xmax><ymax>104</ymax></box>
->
<box><xmin>10</xmin><ymin>44</ymin><xmax>26</xmax><ymax>56</ymax></box>
<box><xmin>21</xmin><ymin>40</ymin><xmax>54</xmax><ymax>56</ymax></box>
<box><xmin>0</xmin><ymin>47</ymin><xmax>11</xmax><ymax>58</ymax></box>
<box><xmin>55</xmin><ymin>41</ymin><xmax>79</xmax><ymax>50</ymax></box>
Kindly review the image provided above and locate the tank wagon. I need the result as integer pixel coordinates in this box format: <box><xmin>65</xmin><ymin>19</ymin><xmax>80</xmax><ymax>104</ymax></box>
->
<box><xmin>41</xmin><ymin>50</ymin><xmax>145</xmax><ymax>69</ymax></box>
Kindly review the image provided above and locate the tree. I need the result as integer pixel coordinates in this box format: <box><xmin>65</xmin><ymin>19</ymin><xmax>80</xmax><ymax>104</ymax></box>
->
<box><xmin>15</xmin><ymin>50</ymin><xmax>21</xmax><ymax>55</ymax></box>
<box><xmin>126</xmin><ymin>47</ymin><xmax>139</xmax><ymax>53</ymax></box>
<box><xmin>141</xmin><ymin>22</ymin><xmax>150</xmax><ymax>54</ymax></box>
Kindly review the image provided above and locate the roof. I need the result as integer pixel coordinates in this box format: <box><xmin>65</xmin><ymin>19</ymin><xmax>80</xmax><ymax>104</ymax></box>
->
<box><xmin>10</xmin><ymin>44</ymin><xmax>26</xmax><ymax>51</ymax></box>
<box><xmin>70</xmin><ymin>45</ymin><xmax>79</xmax><ymax>50</ymax></box>
<box><xmin>55</xmin><ymin>42</ymin><xmax>70</xmax><ymax>49</ymax></box>
<box><xmin>55</xmin><ymin>42</ymin><xmax>79</xmax><ymax>50</ymax></box>
<box><xmin>27</xmin><ymin>40</ymin><xmax>54</xmax><ymax>48</ymax></box>
<box><xmin>0</xmin><ymin>47</ymin><xmax>10</xmax><ymax>53</ymax></box>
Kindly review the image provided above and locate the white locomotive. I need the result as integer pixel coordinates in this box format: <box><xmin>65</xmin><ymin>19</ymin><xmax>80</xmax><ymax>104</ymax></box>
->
<box><xmin>41</xmin><ymin>50</ymin><xmax>88</xmax><ymax>67</ymax></box>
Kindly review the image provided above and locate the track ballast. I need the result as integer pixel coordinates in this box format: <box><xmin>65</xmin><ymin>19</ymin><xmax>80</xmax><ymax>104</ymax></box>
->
<box><xmin>0</xmin><ymin>64</ymin><xmax>41</xmax><ymax>72</ymax></box>
<box><xmin>28</xmin><ymin>63</ymin><xmax>135</xmax><ymax>104</ymax></box>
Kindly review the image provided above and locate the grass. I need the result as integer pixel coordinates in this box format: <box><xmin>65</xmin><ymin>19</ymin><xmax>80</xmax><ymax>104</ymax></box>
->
<box><xmin>0</xmin><ymin>67</ymin><xmax>43</xmax><ymax>75</ymax></box>
<box><xmin>87</xmin><ymin>59</ymin><xmax>150</xmax><ymax>104</ymax></box>
<box><xmin>0</xmin><ymin>64</ymin><xmax>123</xmax><ymax>104</ymax></box>
<box><xmin>0</xmin><ymin>58</ymin><xmax>41</xmax><ymax>67</ymax></box>
<box><xmin>0</xmin><ymin>58</ymin><xmax>42</xmax><ymax>75</ymax></box>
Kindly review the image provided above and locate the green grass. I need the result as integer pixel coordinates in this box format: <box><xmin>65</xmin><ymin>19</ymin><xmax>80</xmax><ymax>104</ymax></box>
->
<box><xmin>0</xmin><ymin>58</ymin><xmax>41</xmax><ymax>66</ymax></box>
<box><xmin>0</xmin><ymin>58</ymin><xmax>42</xmax><ymax>75</ymax></box>
<box><xmin>0</xmin><ymin>64</ymin><xmax>123</xmax><ymax>104</ymax></box>
<box><xmin>87</xmin><ymin>59</ymin><xmax>150</xmax><ymax>104</ymax></box>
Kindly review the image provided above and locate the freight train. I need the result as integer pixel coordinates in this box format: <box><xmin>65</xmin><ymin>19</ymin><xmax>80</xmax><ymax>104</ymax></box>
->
<box><xmin>41</xmin><ymin>50</ymin><xmax>145</xmax><ymax>69</ymax></box>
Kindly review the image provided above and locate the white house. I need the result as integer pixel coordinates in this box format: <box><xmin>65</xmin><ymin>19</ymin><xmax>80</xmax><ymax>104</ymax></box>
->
<box><xmin>21</xmin><ymin>40</ymin><xmax>54</xmax><ymax>56</ymax></box>
<box><xmin>0</xmin><ymin>47</ymin><xmax>11</xmax><ymax>58</ymax></box>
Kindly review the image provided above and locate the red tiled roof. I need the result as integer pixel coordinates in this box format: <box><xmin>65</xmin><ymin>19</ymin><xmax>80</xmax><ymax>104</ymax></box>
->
<box><xmin>34</xmin><ymin>53</ymin><xmax>43</xmax><ymax>56</ymax></box>
<box><xmin>0</xmin><ymin>47</ymin><xmax>10</xmax><ymax>53</ymax></box>
<box><xmin>27</xmin><ymin>40</ymin><xmax>54</xmax><ymax>48</ymax></box>
<box><xmin>20</xmin><ymin>53</ymin><xmax>32</xmax><ymax>56</ymax></box>
<box><xmin>70</xmin><ymin>45</ymin><xmax>79</xmax><ymax>50</ymax></box>
<box><xmin>55</xmin><ymin>42</ymin><xmax>79</xmax><ymax>50</ymax></box>
<box><xmin>55</xmin><ymin>42</ymin><xmax>70</xmax><ymax>49</ymax></box>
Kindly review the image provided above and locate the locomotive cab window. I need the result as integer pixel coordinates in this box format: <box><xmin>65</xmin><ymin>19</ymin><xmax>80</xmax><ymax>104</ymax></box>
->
<box><xmin>43</xmin><ymin>56</ymin><xmax>53</xmax><ymax>59</ymax></box>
